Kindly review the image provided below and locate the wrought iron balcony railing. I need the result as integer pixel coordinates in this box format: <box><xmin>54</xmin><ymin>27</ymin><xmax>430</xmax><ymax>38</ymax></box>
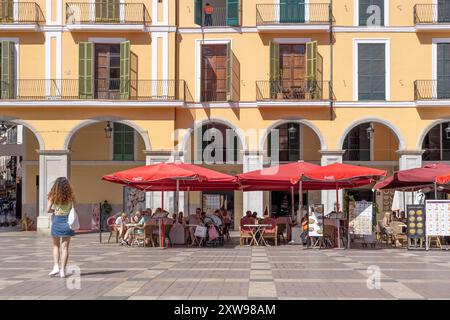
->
<box><xmin>256</xmin><ymin>3</ymin><xmax>331</xmax><ymax>25</ymax></box>
<box><xmin>0</xmin><ymin>79</ymin><xmax>185</xmax><ymax>101</ymax></box>
<box><xmin>414</xmin><ymin>4</ymin><xmax>450</xmax><ymax>24</ymax></box>
<box><xmin>66</xmin><ymin>2</ymin><xmax>151</xmax><ymax>25</ymax></box>
<box><xmin>415</xmin><ymin>80</ymin><xmax>450</xmax><ymax>100</ymax></box>
<box><xmin>256</xmin><ymin>80</ymin><xmax>331</xmax><ymax>102</ymax></box>
<box><xmin>0</xmin><ymin>1</ymin><xmax>45</xmax><ymax>24</ymax></box>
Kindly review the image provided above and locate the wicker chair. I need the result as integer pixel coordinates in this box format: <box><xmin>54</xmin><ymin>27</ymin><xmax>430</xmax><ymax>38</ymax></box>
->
<box><xmin>240</xmin><ymin>217</ymin><xmax>255</xmax><ymax>246</ymax></box>
<box><xmin>262</xmin><ymin>217</ymin><xmax>278</xmax><ymax>246</ymax></box>
<box><xmin>107</xmin><ymin>216</ymin><xmax>119</xmax><ymax>243</ymax></box>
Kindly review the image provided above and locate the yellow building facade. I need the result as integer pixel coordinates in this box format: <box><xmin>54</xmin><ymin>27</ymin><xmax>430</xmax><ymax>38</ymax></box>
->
<box><xmin>1</xmin><ymin>0</ymin><xmax>450</xmax><ymax>232</ymax></box>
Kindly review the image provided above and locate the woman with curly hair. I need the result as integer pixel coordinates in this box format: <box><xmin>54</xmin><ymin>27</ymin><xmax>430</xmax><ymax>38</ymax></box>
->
<box><xmin>47</xmin><ymin>177</ymin><xmax>76</xmax><ymax>278</ymax></box>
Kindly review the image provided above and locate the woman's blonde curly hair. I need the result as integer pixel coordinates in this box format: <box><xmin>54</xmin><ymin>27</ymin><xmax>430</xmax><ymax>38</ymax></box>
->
<box><xmin>48</xmin><ymin>177</ymin><xmax>75</xmax><ymax>205</ymax></box>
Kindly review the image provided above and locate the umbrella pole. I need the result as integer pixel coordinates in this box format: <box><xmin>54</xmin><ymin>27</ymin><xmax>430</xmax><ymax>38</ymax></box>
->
<box><xmin>336</xmin><ymin>183</ymin><xmax>341</xmax><ymax>249</ymax></box>
<box><xmin>187</xmin><ymin>187</ymin><xmax>191</xmax><ymax>215</ymax></box>
<box><xmin>299</xmin><ymin>180</ymin><xmax>303</xmax><ymax>219</ymax></box>
<box><xmin>175</xmin><ymin>179</ymin><xmax>180</xmax><ymax>214</ymax></box>
<box><xmin>291</xmin><ymin>186</ymin><xmax>295</xmax><ymax>218</ymax></box>
<box><xmin>403</xmin><ymin>190</ymin><xmax>406</xmax><ymax>212</ymax></box>
<box><xmin>434</xmin><ymin>182</ymin><xmax>438</xmax><ymax>199</ymax></box>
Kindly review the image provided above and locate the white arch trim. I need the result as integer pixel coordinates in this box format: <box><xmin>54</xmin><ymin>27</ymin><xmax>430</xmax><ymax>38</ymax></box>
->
<box><xmin>179</xmin><ymin>117</ymin><xmax>248</xmax><ymax>153</ymax></box>
<box><xmin>417</xmin><ymin>118</ymin><xmax>450</xmax><ymax>150</ymax></box>
<box><xmin>0</xmin><ymin>116</ymin><xmax>45</xmax><ymax>150</ymax></box>
<box><xmin>338</xmin><ymin>117</ymin><xmax>406</xmax><ymax>150</ymax></box>
<box><xmin>258</xmin><ymin>118</ymin><xmax>327</xmax><ymax>152</ymax></box>
<box><xmin>63</xmin><ymin>116</ymin><xmax>151</xmax><ymax>150</ymax></box>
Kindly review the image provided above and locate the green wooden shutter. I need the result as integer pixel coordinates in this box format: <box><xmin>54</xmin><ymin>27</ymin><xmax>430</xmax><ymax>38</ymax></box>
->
<box><xmin>269</xmin><ymin>41</ymin><xmax>280</xmax><ymax>98</ymax></box>
<box><xmin>79</xmin><ymin>42</ymin><xmax>94</xmax><ymax>99</ymax></box>
<box><xmin>113</xmin><ymin>123</ymin><xmax>134</xmax><ymax>161</ymax></box>
<box><xmin>120</xmin><ymin>41</ymin><xmax>130</xmax><ymax>100</ymax></box>
<box><xmin>194</xmin><ymin>0</ymin><xmax>203</xmax><ymax>25</ymax></box>
<box><xmin>226</xmin><ymin>0</ymin><xmax>240</xmax><ymax>26</ymax></box>
<box><xmin>306</xmin><ymin>41</ymin><xmax>318</xmax><ymax>80</ymax></box>
<box><xmin>226</xmin><ymin>43</ymin><xmax>232</xmax><ymax>101</ymax></box>
<box><xmin>0</xmin><ymin>0</ymin><xmax>13</xmax><ymax>22</ymax></box>
<box><xmin>1</xmin><ymin>41</ymin><xmax>15</xmax><ymax>99</ymax></box>
<box><xmin>358</xmin><ymin>43</ymin><xmax>385</xmax><ymax>101</ymax></box>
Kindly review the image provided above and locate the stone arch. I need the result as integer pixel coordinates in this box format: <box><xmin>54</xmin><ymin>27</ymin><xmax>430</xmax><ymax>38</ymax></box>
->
<box><xmin>416</xmin><ymin>118</ymin><xmax>450</xmax><ymax>150</ymax></box>
<box><xmin>0</xmin><ymin>116</ymin><xmax>45</xmax><ymax>150</ymax></box>
<box><xmin>338</xmin><ymin>117</ymin><xmax>406</xmax><ymax>150</ymax></box>
<box><xmin>63</xmin><ymin>116</ymin><xmax>151</xmax><ymax>151</ymax></box>
<box><xmin>179</xmin><ymin>117</ymin><xmax>248</xmax><ymax>154</ymax></box>
<box><xmin>258</xmin><ymin>118</ymin><xmax>327</xmax><ymax>152</ymax></box>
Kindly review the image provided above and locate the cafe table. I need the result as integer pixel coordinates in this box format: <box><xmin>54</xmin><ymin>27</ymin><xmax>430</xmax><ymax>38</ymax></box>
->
<box><xmin>244</xmin><ymin>224</ymin><xmax>272</xmax><ymax>246</ymax></box>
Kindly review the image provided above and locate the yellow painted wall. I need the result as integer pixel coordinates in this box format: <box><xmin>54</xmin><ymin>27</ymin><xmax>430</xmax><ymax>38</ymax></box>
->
<box><xmin>373</xmin><ymin>123</ymin><xmax>399</xmax><ymax>161</ymax></box>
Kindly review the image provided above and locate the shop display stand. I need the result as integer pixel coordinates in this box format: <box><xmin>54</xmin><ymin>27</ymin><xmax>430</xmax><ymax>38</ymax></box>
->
<box><xmin>309</xmin><ymin>236</ymin><xmax>325</xmax><ymax>249</ymax></box>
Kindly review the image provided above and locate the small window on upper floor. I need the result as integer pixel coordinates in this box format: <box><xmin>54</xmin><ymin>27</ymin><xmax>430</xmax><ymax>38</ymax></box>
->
<box><xmin>358</xmin><ymin>0</ymin><xmax>385</xmax><ymax>27</ymax></box>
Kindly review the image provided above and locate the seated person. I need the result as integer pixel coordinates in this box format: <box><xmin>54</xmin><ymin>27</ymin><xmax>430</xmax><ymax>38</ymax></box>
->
<box><xmin>115</xmin><ymin>212</ymin><xmax>129</xmax><ymax>240</ymax></box>
<box><xmin>121</xmin><ymin>211</ymin><xmax>147</xmax><ymax>246</ymax></box>
<box><xmin>300</xmin><ymin>215</ymin><xmax>308</xmax><ymax>245</ymax></box>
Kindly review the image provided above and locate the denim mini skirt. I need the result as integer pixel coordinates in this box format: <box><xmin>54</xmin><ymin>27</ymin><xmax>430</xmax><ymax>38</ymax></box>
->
<box><xmin>51</xmin><ymin>215</ymin><xmax>75</xmax><ymax>237</ymax></box>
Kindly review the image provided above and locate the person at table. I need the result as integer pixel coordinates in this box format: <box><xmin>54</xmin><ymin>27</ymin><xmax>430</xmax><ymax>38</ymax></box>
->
<box><xmin>115</xmin><ymin>212</ymin><xmax>129</xmax><ymax>241</ymax></box>
<box><xmin>300</xmin><ymin>215</ymin><xmax>308</xmax><ymax>245</ymax></box>
<box><xmin>241</xmin><ymin>211</ymin><xmax>255</xmax><ymax>225</ymax></box>
<box><xmin>121</xmin><ymin>211</ymin><xmax>146</xmax><ymax>246</ymax></box>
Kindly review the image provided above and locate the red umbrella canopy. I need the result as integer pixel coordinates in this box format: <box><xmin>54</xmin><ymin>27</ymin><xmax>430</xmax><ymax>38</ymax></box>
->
<box><xmin>374</xmin><ymin>163</ymin><xmax>450</xmax><ymax>190</ymax></box>
<box><xmin>301</xmin><ymin>163</ymin><xmax>387</xmax><ymax>188</ymax></box>
<box><xmin>436</xmin><ymin>173</ymin><xmax>450</xmax><ymax>185</ymax></box>
<box><xmin>102</xmin><ymin>162</ymin><xmax>238</xmax><ymax>191</ymax></box>
<box><xmin>236</xmin><ymin>161</ymin><xmax>320</xmax><ymax>190</ymax></box>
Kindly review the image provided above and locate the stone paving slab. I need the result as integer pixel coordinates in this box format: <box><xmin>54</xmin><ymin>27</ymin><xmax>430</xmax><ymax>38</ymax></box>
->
<box><xmin>0</xmin><ymin>232</ymin><xmax>448</xmax><ymax>300</ymax></box>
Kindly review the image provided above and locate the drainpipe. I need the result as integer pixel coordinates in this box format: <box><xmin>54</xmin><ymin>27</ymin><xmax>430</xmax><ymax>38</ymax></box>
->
<box><xmin>329</xmin><ymin>0</ymin><xmax>334</xmax><ymax>121</ymax></box>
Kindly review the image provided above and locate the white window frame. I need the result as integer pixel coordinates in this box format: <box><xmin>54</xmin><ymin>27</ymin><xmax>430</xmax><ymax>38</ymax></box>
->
<box><xmin>275</xmin><ymin>0</ymin><xmax>310</xmax><ymax>23</ymax></box>
<box><xmin>195</xmin><ymin>39</ymin><xmax>232</xmax><ymax>102</ymax></box>
<box><xmin>353</xmin><ymin>38</ymin><xmax>391</xmax><ymax>101</ymax></box>
<box><xmin>354</xmin><ymin>0</ymin><xmax>389</xmax><ymax>27</ymax></box>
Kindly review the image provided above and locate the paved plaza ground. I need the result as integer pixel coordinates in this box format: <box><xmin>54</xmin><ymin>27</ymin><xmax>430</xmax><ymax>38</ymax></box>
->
<box><xmin>0</xmin><ymin>231</ymin><xmax>449</xmax><ymax>300</ymax></box>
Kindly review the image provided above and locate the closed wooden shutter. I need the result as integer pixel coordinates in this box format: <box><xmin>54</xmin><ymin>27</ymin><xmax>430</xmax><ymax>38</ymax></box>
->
<box><xmin>194</xmin><ymin>0</ymin><xmax>203</xmax><ymax>25</ymax></box>
<box><xmin>306</xmin><ymin>41</ymin><xmax>317</xmax><ymax>80</ymax></box>
<box><xmin>120</xmin><ymin>40</ymin><xmax>130</xmax><ymax>100</ymax></box>
<box><xmin>113</xmin><ymin>123</ymin><xmax>134</xmax><ymax>161</ymax></box>
<box><xmin>280</xmin><ymin>0</ymin><xmax>305</xmax><ymax>23</ymax></box>
<box><xmin>437</xmin><ymin>43</ymin><xmax>450</xmax><ymax>99</ymax></box>
<box><xmin>358</xmin><ymin>43</ymin><xmax>385</xmax><ymax>101</ymax></box>
<box><xmin>95</xmin><ymin>0</ymin><xmax>120</xmax><ymax>22</ymax></box>
<box><xmin>79</xmin><ymin>42</ymin><xmax>94</xmax><ymax>99</ymax></box>
<box><xmin>0</xmin><ymin>0</ymin><xmax>13</xmax><ymax>22</ymax></box>
<box><xmin>226</xmin><ymin>0</ymin><xmax>240</xmax><ymax>26</ymax></box>
<box><xmin>359</xmin><ymin>0</ymin><xmax>384</xmax><ymax>26</ymax></box>
<box><xmin>438</xmin><ymin>0</ymin><xmax>450</xmax><ymax>23</ymax></box>
<box><xmin>270</xmin><ymin>41</ymin><xmax>280</xmax><ymax>98</ymax></box>
<box><xmin>1</xmin><ymin>41</ymin><xmax>15</xmax><ymax>99</ymax></box>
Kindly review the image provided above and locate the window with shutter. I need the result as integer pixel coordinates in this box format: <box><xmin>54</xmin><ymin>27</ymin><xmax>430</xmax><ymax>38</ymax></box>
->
<box><xmin>269</xmin><ymin>41</ymin><xmax>280</xmax><ymax>98</ymax></box>
<box><xmin>0</xmin><ymin>0</ymin><xmax>13</xmax><ymax>22</ymax></box>
<box><xmin>358</xmin><ymin>43</ymin><xmax>385</xmax><ymax>101</ymax></box>
<box><xmin>226</xmin><ymin>0</ymin><xmax>240</xmax><ymax>26</ymax></box>
<box><xmin>280</xmin><ymin>0</ymin><xmax>305</xmax><ymax>23</ymax></box>
<box><xmin>1</xmin><ymin>41</ymin><xmax>15</xmax><ymax>99</ymax></box>
<box><xmin>437</xmin><ymin>43</ymin><xmax>450</xmax><ymax>99</ymax></box>
<box><xmin>95</xmin><ymin>0</ymin><xmax>120</xmax><ymax>22</ymax></box>
<box><xmin>359</xmin><ymin>0</ymin><xmax>384</xmax><ymax>26</ymax></box>
<box><xmin>79</xmin><ymin>42</ymin><xmax>94</xmax><ymax>99</ymax></box>
<box><xmin>438</xmin><ymin>0</ymin><xmax>450</xmax><ymax>23</ymax></box>
<box><xmin>113</xmin><ymin>123</ymin><xmax>134</xmax><ymax>161</ymax></box>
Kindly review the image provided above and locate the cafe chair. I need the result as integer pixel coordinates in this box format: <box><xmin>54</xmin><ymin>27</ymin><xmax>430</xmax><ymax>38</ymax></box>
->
<box><xmin>262</xmin><ymin>217</ymin><xmax>278</xmax><ymax>246</ymax></box>
<box><xmin>107</xmin><ymin>216</ymin><xmax>119</xmax><ymax>243</ymax></box>
<box><xmin>239</xmin><ymin>217</ymin><xmax>255</xmax><ymax>246</ymax></box>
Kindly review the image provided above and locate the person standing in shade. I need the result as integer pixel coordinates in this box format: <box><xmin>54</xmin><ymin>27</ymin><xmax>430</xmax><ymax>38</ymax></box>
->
<box><xmin>47</xmin><ymin>177</ymin><xmax>76</xmax><ymax>278</ymax></box>
<box><xmin>203</xmin><ymin>3</ymin><xmax>214</xmax><ymax>26</ymax></box>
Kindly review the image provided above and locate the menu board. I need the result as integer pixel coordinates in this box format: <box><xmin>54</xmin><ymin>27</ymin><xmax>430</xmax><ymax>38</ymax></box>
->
<box><xmin>202</xmin><ymin>194</ymin><xmax>221</xmax><ymax>215</ymax></box>
<box><xmin>407</xmin><ymin>205</ymin><xmax>426</xmax><ymax>239</ymax></box>
<box><xmin>349</xmin><ymin>201</ymin><xmax>373</xmax><ymax>235</ymax></box>
<box><xmin>425</xmin><ymin>200</ymin><xmax>450</xmax><ymax>236</ymax></box>
<box><xmin>308</xmin><ymin>204</ymin><xmax>324</xmax><ymax>237</ymax></box>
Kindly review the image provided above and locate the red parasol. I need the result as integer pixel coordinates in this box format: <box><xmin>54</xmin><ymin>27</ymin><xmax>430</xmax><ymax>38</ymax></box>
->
<box><xmin>374</xmin><ymin>163</ymin><xmax>450</xmax><ymax>190</ymax></box>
